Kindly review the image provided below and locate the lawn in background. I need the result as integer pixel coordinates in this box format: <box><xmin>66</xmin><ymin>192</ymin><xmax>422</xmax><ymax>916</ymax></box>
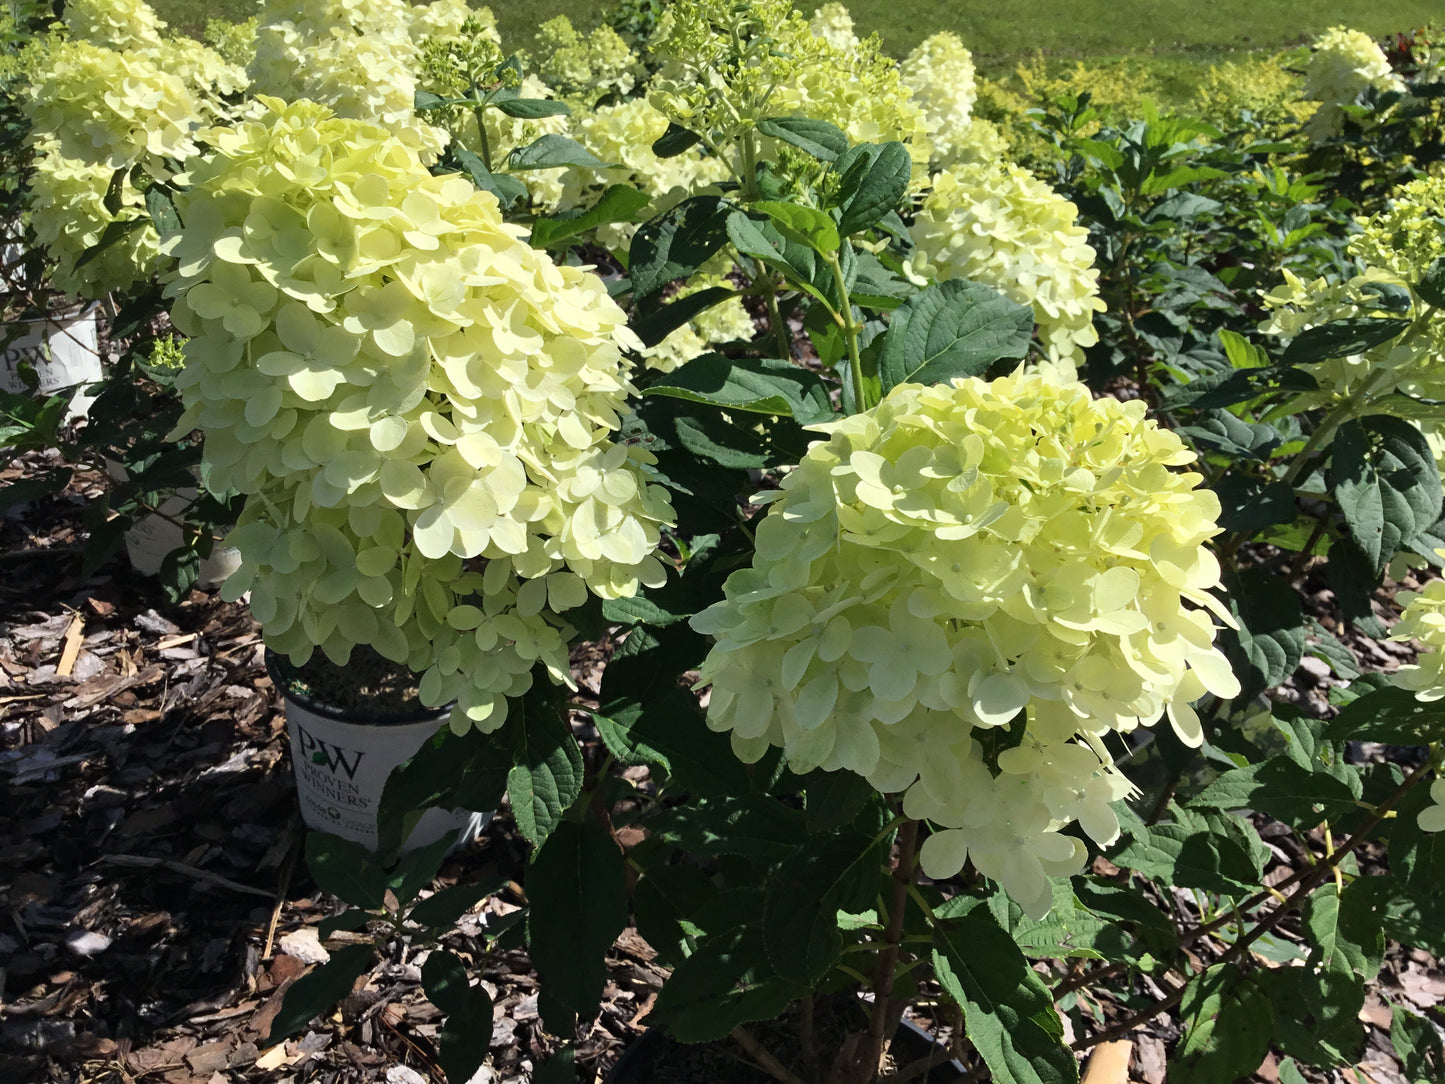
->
<box><xmin>149</xmin><ymin>0</ymin><xmax>1439</xmax><ymax>98</ymax></box>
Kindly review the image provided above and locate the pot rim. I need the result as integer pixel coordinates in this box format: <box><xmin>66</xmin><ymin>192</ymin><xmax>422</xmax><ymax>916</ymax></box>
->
<box><xmin>264</xmin><ymin>648</ymin><xmax>453</xmax><ymax>727</ymax></box>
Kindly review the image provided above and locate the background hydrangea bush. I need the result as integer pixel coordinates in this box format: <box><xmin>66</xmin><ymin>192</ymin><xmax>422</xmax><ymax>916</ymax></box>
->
<box><xmin>3</xmin><ymin>1</ymin><xmax>1445</xmax><ymax>1082</ymax></box>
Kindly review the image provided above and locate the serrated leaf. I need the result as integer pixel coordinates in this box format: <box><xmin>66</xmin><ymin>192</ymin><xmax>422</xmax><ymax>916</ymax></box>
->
<box><xmin>645</xmin><ymin>353</ymin><xmax>834</xmax><ymax>423</ymax></box>
<box><xmin>1281</xmin><ymin>317</ymin><xmax>1410</xmax><ymax>365</ymax></box>
<box><xmin>1220</xmin><ymin>567</ymin><xmax>1304</xmax><ymax>700</ymax></box>
<box><xmin>305</xmin><ymin>832</ymin><xmax>386</xmax><ymax>910</ymax></box>
<box><xmin>757</xmin><ymin>116</ymin><xmax>849</xmax><ymax>161</ymax></box>
<box><xmin>1174</xmin><ymin>965</ymin><xmax>1273</xmax><ymax>1084</ymax></box>
<box><xmin>1257</xmin><ymin>953</ymin><xmax>1364</xmax><ymax>1067</ymax></box>
<box><xmin>1305</xmin><ymin>617</ymin><xmax>1361</xmax><ymax>679</ymax></box>
<box><xmin>753</xmin><ymin>199</ymin><xmax>839</xmax><ymax>253</ymax></box>
<box><xmin>835</xmin><ymin>142</ymin><xmax>912</xmax><ymax>237</ymax></box>
<box><xmin>317</xmin><ymin>909</ymin><xmax>372</xmax><ymax>938</ymax></box>
<box><xmin>1392</xmin><ymin>1003</ymin><xmax>1445</xmax><ymax>1083</ymax></box>
<box><xmin>507</xmin><ymin>686</ymin><xmax>584</xmax><ymax>849</ymax></box>
<box><xmin>762</xmin><ymin>833</ymin><xmax>881</xmax><ymax>984</ymax></box>
<box><xmin>652</xmin><ymin>122</ymin><xmax>702</xmax><ymax>157</ymax></box>
<box><xmin>377</xmin><ymin>725</ymin><xmax>509</xmax><ymax>857</ymax></box>
<box><xmin>650</xmin><ymin>926</ymin><xmax>807</xmax><ymax>1042</ymax></box>
<box><xmin>1177</xmin><ymin>410</ymin><xmax>1283</xmax><ymax>460</ymax></box>
<box><xmin>408</xmin><ymin>877</ymin><xmax>507</xmax><ymax>928</ymax></box>
<box><xmin>386</xmin><ymin>835</ymin><xmax>452</xmax><ymax>907</ymax></box>
<box><xmin>529</xmin><ymin>184</ymin><xmax>652</xmax><ymax>249</ymax></box>
<box><xmin>646</xmin><ymin>794</ymin><xmax>808</xmax><ymax>862</ymax></box>
<box><xmin>1109</xmin><ymin>808</ymin><xmax>1265</xmax><ymax>896</ymax></box>
<box><xmin>507</xmin><ymin>133</ymin><xmax>611</xmax><ymax>170</ymax></box>
<box><xmin>493</xmin><ymin>96</ymin><xmax>570</xmax><ymax>118</ymax></box>
<box><xmin>532</xmin><ymin>1047</ymin><xmax>576</xmax><ymax>1084</ymax></box>
<box><xmin>424</xmin><ymin>951</ymin><xmax>494</xmax><ymax>1083</ymax></box>
<box><xmin>1323</xmin><ymin>684</ymin><xmax>1445</xmax><ymax>745</ymax></box>
<box><xmin>804</xmin><ymin>770</ymin><xmax>877</xmax><ymax>833</ymax></box>
<box><xmin>527</xmin><ymin>819</ymin><xmax>628</xmax><ymax>1022</ymax></box>
<box><xmin>453</xmin><ymin>147</ymin><xmax>528</xmax><ymax>207</ymax></box>
<box><xmin>633</xmin><ymin>864</ymin><xmax>714</xmax><ymax>966</ymax></box>
<box><xmin>630</xmin><ymin>285</ymin><xmax>737</xmax><ymax>348</ymax></box>
<box><xmin>628</xmin><ymin>196</ymin><xmax>730</xmax><ymax>298</ymax></box>
<box><xmin>877</xmin><ymin>278</ymin><xmax>1033</xmax><ymax>393</ymax></box>
<box><xmin>1327</xmin><ymin>533</ymin><xmax>1388</xmax><ymax>636</ymax></box>
<box><xmin>1189</xmin><ymin>755</ymin><xmax>1360</xmax><ymax>828</ymax></box>
<box><xmin>1330</xmin><ymin>416</ymin><xmax>1442</xmax><ymax>574</ymax></box>
<box><xmin>0</xmin><ymin>469</ymin><xmax>73</xmax><ymax>516</ymax></box>
<box><xmin>145</xmin><ymin>185</ymin><xmax>181</xmax><ymax>236</ymax></box>
<box><xmin>932</xmin><ymin>910</ymin><xmax>1078</xmax><ymax>1084</ymax></box>
<box><xmin>265</xmin><ymin>945</ymin><xmax>374</xmax><ymax>1044</ymax></box>
<box><xmin>1213</xmin><ymin>474</ymin><xmax>1296</xmax><ymax>532</ymax></box>
<box><xmin>421</xmin><ymin>950</ymin><xmax>473</xmax><ymax>1015</ymax></box>
<box><xmin>726</xmin><ymin>211</ymin><xmax>818</xmax><ymax>286</ymax></box>
<box><xmin>1416</xmin><ymin>256</ymin><xmax>1445</xmax><ymax>308</ymax></box>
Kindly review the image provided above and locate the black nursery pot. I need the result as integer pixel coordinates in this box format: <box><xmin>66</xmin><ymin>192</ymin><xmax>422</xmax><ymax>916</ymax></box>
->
<box><xmin>605</xmin><ymin>1013</ymin><xmax>966</xmax><ymax>1083</ymax></box>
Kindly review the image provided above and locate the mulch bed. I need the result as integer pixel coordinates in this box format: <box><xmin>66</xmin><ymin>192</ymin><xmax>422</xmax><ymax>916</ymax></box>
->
<box><xmin>1</xmin><ymin>450</ymin><xmax>1442</xmax><ymax>1084</ymax></box>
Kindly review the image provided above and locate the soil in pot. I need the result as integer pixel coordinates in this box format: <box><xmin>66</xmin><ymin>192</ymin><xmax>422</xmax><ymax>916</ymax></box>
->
<box><xmin>277</xmin><ymin>644</ymin><xmax>430</xmax><ymax>717</ymax></box>
<box><xmin>608</xmin><ymin>993</ymin><xmax>964</xmax><ymax>1083</ymax></box>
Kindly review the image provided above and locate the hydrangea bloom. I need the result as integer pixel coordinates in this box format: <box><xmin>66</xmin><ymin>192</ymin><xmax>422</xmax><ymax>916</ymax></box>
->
<box><xmin>691</xmin><ymin>374</ymin><xmax>1239</xmax><ymax>915</ymax></box>
<box><xmin>533</xmin><ymin>15</ymin><xmax>639</xmax><ymax>104</ymax></box>
<box><xmin>1420</xmin><ymin>778</ymin><xmax>1445</xmax><ymax>834</ymax></box>
<box><xmin>900</xmin><ymin>32</ymin><xmax>979</xmax><ymax>170</ymax></box>
<box><xmin>64</xmin><ymin>0</ymin><xmax>166</xmax><ymax>52</ymax></box>
<box><xmin>165</xmin><ymin>99</ymin><xmax>673</xmax><ymax>730</ymax></box>
<box><xmin>1391</xmin><ymin>572</ymin><xmax>1445</xmax><ymax>702</ymax></box>
<box><xmin>809</xmin><ymin>3</ymin><xmax>859</xmax><ymax>53</ymax></box>
<box><xmin>910</xmin><ymin>165</ymin><xmax>1107</xmax><ymax>375</ymax></box>
<box><xmin>1302</xmin><ymin>26</ymin><xmax>1405</xmax><ymax>139</ymax></box>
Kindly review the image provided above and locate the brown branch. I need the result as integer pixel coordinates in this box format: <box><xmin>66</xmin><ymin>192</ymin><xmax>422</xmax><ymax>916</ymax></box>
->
<box><xmin>1069</xmin><ymin>758</ymin><xmax>1434</xmax><ymax>1051</ymax></box>
<box><xmin>850</xmin><ymin>819</ymin><xmax>920</xmax><ymax>1084</ymax></box>
<box><xmin>732</xmin><ymin>1025</ymin><xmax>809</xmax><ymax>1084</ymax></box>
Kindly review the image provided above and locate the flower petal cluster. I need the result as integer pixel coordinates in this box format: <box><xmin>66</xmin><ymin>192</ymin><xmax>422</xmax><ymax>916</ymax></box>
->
<box><xmin>1302</xmin><ymin>26</ymin><xmax>1404</xmax><ymax>139</ymax></box>
<box><xmin>808</xmin><ymin>3</ymin><xmax>859</xmax><ymax>54</ymax></box>
<box><xmin>534</xmin><ymin>15</ymin><xmax>639</xmax><ymax>105</ymax></box>
<box><xmin>691</xmin><ymin>373</ymin><xmax>1239</xmax><ymax>915</ymax></box>
<box><xmin>1390</xmin><ymin>573</ymin><xmax>1445</xmax><ymax>702</ymax></box>
<box><xmin>909</xmin><ymin>165</ymin><xmax>1107</xmax><ymax>375</ymax></box>
<box><xmin>1420</xmin><ymin>778</ymin><xmax>1445</xmax><ymax>834</ymax></box>
<box><xmin>165</xmin><ymin>99</ymin><xmax>673</xmax><ymax>730</ymax></box>
<box><xmin>64</xmin><ymin>0</ymin><xmax>166</xmax><ymax>52</ymax></box>
<box><xmin>900</xmin><ymin>33</ymin><xmax>979</xmax><ymax>170</ymax></box>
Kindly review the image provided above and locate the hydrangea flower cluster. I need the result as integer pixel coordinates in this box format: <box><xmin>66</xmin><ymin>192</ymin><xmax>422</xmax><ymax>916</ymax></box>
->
<box><xmin>909</xmin><ymin>164</ymin><xmax>1107</xmax><ymax>375</ymax></box>
<box><xmin>1302</xmin><ymin>26</ymin><xmax>1405</xmax><ymax>140</ymax></box>
<box><xmin>164</xmin><ymin>99</ymin><xmax>674</xmax><ymax>730</ymax></box>
<box><xmin>247</xmin><ymin>0</ymin><xmax>450</xmax><ymax>161</ymax></box>
<box><xmin>808</xmin><ymin>3</ymin><xmax>859</xmax><ymax>53</ymax></box>
<box><xmin>533</xmin><ymin>16</ymin><xmax>639</xmax><ymax>105</ymax></box>
<box><xmin>1392</xmin><ymin>574</ymin><xmax>1445</xmax><ymax>702</ymax></box>
<box><xmin>1261</xmin><ymin>180</ymin><xmax>1445</xmax><ymax>413</ymax></box>
<box><xmin>900</xmin><ymin>33</ymin><xmax>980</xmax><ymax>170</ymax></box>
<box><xmin>23</xmin><ymin>17</ymin><xmax>241</xmax><ymax>296</ymax></box>
<box><xmin>691</xmin><ymin>373</ymin><xmax>1239</xmax><ymax>916</ymax></box>
<box><xmin>64</xmin><ymin>0</ymin><xmax>166</xmax><ymax>52</ymax></box>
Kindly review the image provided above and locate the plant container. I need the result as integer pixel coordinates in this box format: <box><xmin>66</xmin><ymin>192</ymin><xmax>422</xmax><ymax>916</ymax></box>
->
<box><xmin>0</xmin><ymin>305</ymin><xmax>102</xmax><ymax>421</ymax></box>
<box><xmin>266</xmin><ymin>651</ymin><xmax>489</xmax><ymax>853</ymax></box>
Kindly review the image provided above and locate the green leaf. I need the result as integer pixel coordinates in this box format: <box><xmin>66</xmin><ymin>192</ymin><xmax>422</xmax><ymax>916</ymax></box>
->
<box><xmin>1329</xmin><ymin>416</ymin><xmax>1442</xmax><ymax>575</ymax></box>
<box><xmin>305</xmin><ymin>832</ymin><xmax>387</xmax><ymax>910</ymax></box>
<box><xmin>493</xmin><ymin>96</ymin><xmax>570</xmax><ymax>119</ymax></box>
<box><xmin>453</xmin><ymin>147</ymin><xmax>528</xmax><ymax>207</ymax></box>
<box><xmin>529</xmin><ymin>184</ymin><xmax>652</xmax><ymax>249</ymax></box>
<box><xmin>1323</xmin><ymin>684</ymin><xmax>1445</xmax><ymax>745</ymax></box>
<box><xmin>414</xmin><ymin>90</ymin><xmax>467</xmax><ymax>110</ymax></box>
<box><xmin>1213</xmin><ymin>474</ymin><xmax>1296</xmax><ymax>532</ymax></box>
<box><xmin>385</xmin><ymin>835</ymin><xmax>452</xmax><ymax>907</ymax></box>
<box><xmin>377</xmin><ymin>725</ymin><xmax>509</xmax><ymax>858</ymax></box>
<box><xmin>317</xmin><ymin>909</ymin><xmax>372</xmax><ymax>938</ymax></box>
<box><xmin>0</xmin><ymin>469</ymin><xmax>73</xmax><ymax>516</ymax></box>
<box><xmin>752</xmin><ymin>199</ymin><xmax>840</xmax><ymax>254</ymax></box>
<box><xmin>645</xmin><ymin>353</ymin><xmax>835</xmax><ymax>423</ymax></box>
<box><xmin>265</xmin><ymin>945</ymin><xmax>374</xmax><ymax>1044</ymax></box>
<box><xmin>507</xmin><ymin>684</ymin><xmax>584</xmax><ymax>848</ymax></box>
<box><xmin>1219</xmin><ymin>567</ymin><xmax>1304</xmax><ymax>700</ymax></box>
<box><xmin>631</xmin><ymin>286</ymin><xmax>738</xmax><ymax>348</ymax></box>
<box><xmin>932</xmin><ymin>910</ymin><xmax>1078</xmax><ymax>1084</ymax></box>
<box><xmin>424</xmin><ymin>951</ymin><xmax>494</xmax><ymax>1083</ymax></box>
<box><xmin>1256</xmin><ymin>953</ymin><xmax>1364</xmax><ymax>1067</ymax></box>
<box><xmin>646</xmin><ymin>794</ymin><xmax>809</xmax><ymax>863</ymax></box>
<box><xmin>629</xmin><ymin>196</ymin><xmax>730</xmax><ymax>298</ymax></box>
<box><xmin>1177</xmin><ymin>411</ymin><xmax>1283</xmax><ymax>460</ymax></box>
<box><xmin>527</xmin><ymin>819</ymin><xmax>628</xmax><ymax>1024</ymax></box>
<box><xmin>1308</xmin><ymin>882</ymin><xmax>1382</xmax><ymax>981</ymax></box>
<box><xmin>73</xmin><ymin>216</ymin><xmax>145</xmax><ymax>271</ymax></box>
<box><xmin>877</xmin><ymin>278</ymin><xmax>1033</xmax><ymax>393</ymax></box>
<box><xmin>1189</xmin><ymin>755</ymin><xmax>1360</xmax><ymax>828</ymax></box>
<box><xmin>991</xmin><ymin>884</ymin><xmax>1109</xmax><ymax>961</ymax></box>
<box><xmin>762</xmin><ymin>833</ymin><xmax>881</xmax><ymax>984</ymax></box>
<box><xmin>634</xmin><ymin>864</ymin><xmax>714</xmax><ymax>966</ymax></box>
<box><xmin>1327</xmin><ymin>534</ymin><xmax>1388</xmax><ymax>637</ymax></box>
<box><xmin>533</xmin><ymin>1047</ymin><xmax>576</xmax><ymax>1084</ymax></box>
<box><xmin>1392</xmin><ymin>1003</ymin><xmax>1445</xmax><ymax>1083</ymax></box>
<box><xmin>1174</xmin><ymin>965</ymin><xmax>1273</xmax><ymax>1084</ymax></box>
<box><xmin>1110</xmin><ymin>807</ymin><xmax>1265</xmax><ymax>896</ymax></box>
<box><xmin>145</xmin><ymin>185</ymin><xmax>181</xmax><ymax>236</ymax></box>
<box><xmin>757</xmin><ymin>116</ymin><xmax>849</xmax><ymax>161</ymax></box>
<box><xmin>804</xmin><ymin>770</ymin><xmax>878</xmax><ymax>834</ymax></box>
<box><xmin>507</xmin><ymin>133</ymin><xmax>611</xmax><ymax>170</ymax></box>
<box><xmin>408</xmin><ymin>877</ymin><xmax>507</xmax><ymax>929</ymax></box>
<box><xmin>834</xmin><ymin>142</ymin><xmax>912</xmax><ymax>237</ymax></box>
<box><xmin>650</xmin><ymin>926</ymin><xmax>808</xmax><ymax>1043</ymax></box>
<box><xmin>1281</xmin><ymin>317</ymin><xmax>1410</xmax><ymax>366</ymax></box>
<box><xmin>1415</xmin><ymin>256</ymin><xmax>1445</xmax><ymax>308</ymax></box>
<box><xmin>652</xmin><ymin>122</ymin><xmax>702</xmax><ymax>158</ymax></box>
<box><xmin>726</xmin><ymin>211</ymin><xmax>819</xmax><ymax>286</ymax></box>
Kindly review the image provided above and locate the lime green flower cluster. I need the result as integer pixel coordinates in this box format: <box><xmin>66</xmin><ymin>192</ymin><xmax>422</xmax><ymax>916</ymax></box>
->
<box><xmin>691</xmin><ymin>373</ymin><xmax>1239</xmax><ymax>916</ymax></box>
<box><xmin>1302</xmin><ymin>26</ymin><xmax>1404</xmax><ymax>140</ymax></box>
<box><xmin>247</xmin><ymin>0</ymin><xmax>450</xmax><ymax>161</ymax></box>
<box><xmin>164</xmin><ymin>99</ymin><xmax>673</xmax><ymax>730</ymax></box>
<box><xmin>909</xmin><ymin>164</ymin><xmax>1107</xmax><ymax>376</ymax></box>
<box><xmin>808</xmin><ymin>3</ymin><xmax>859</xmax><ymax>53</ymax></box>
<box><xmin>1261</xmin><ymin>179</ymin><xmax>1445</xmax><ymax>410</ymax></box>
<box><xmin>203</xmin><ymin>17</ymin><xmax>259</xmax><ymax>68</ymax></box>
<box><xmin>406</xmin><ymin>0</ymin><xmax>473</xmax><ymax>42</ymax></box>
<box><xmin>900</xmin><ymin>32</ymin><xmax>981</xmax><ymax>170</ymax></box>
<box><xmin>1392</xmin><ymin>574</ymin><xmax>1445</xmax><ymax>702</ymax></box>
<box><xmin>23</xmin><ymin>19</ymin><xmax>240</xmax><ymax>296</ymax></box>
<box><xmin>1421</xmin><ymin>778</ymin><xmax>1445</xmax><ymax>833</ymax></box>
<box><xmin>64</xmin><ymin>0</ymin><xmax>166</xmax><ymax>52</ymax></box>
<box><xmin>648</xmin><ymin>0</ymin><xmax>930</xmax><ymax>177</ymax></box>
<box><xmin>533</xmin><ymin>15</ymin><xmax>639</xmax><ymax>105</ymax></box>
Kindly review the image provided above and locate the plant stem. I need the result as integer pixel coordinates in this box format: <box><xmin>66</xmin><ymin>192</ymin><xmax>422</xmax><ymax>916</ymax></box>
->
<box><xmin>732</xmin><ymin>1026</ymin><xmax>809</xmax><ymax>1084</ymax></box>
<box><xmin>1069</xmin><ymin>757</ymin><xmax>1434</xmax><ymax>1050</ymax></box>
<box><xmin>824</xmin><ymin>249</ymin><xmax>868</xmax><ymax>412</ymax></box>
<box><xmin>851</xmin><ymin>818</ymin><xmax>920</xmax><ymax>1084</ymax></box>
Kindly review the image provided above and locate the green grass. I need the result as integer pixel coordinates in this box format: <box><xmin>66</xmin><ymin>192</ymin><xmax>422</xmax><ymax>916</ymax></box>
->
<box><xmin>150</xmin><ymin>0</ymin><xmax>1438</xmax><ymax>101</ymax></box>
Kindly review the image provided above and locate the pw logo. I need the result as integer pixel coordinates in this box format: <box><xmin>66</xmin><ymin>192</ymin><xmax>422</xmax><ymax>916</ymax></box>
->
<box><xmin>296</xmin><ymin>724</ymin><xmax>365</xmax><ymax>780</ymax></box>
